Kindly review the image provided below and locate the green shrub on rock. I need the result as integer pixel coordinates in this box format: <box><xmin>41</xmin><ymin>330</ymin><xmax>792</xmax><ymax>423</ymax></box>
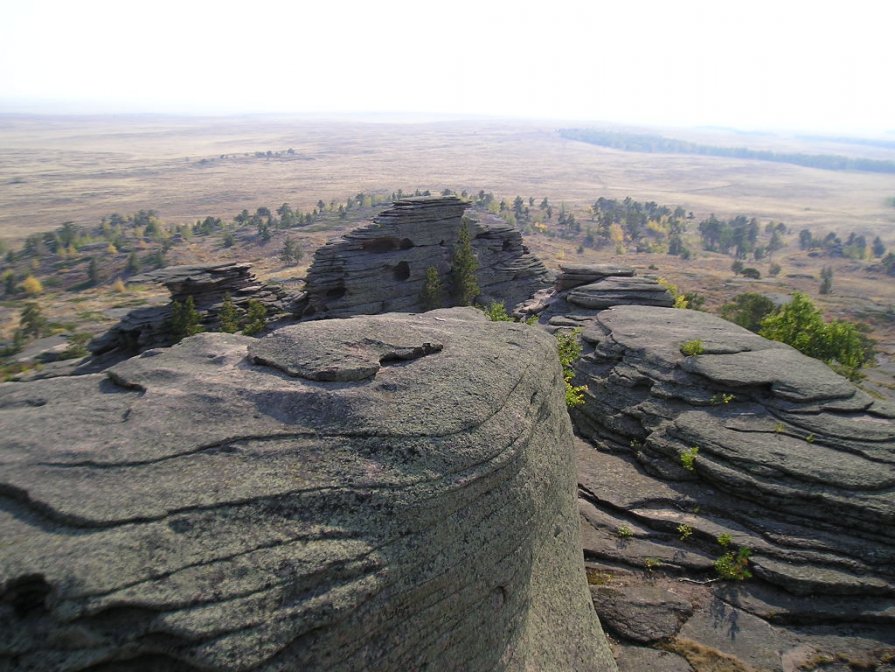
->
<box><xmin>556</xmin><ymin>328</ymin><xmax>587</xmax><ymax>408</ymax></box>
<box><xmin>242</xmin><ymin>300</ymin><xmax>268</xmax><ymax>336</ymax></box>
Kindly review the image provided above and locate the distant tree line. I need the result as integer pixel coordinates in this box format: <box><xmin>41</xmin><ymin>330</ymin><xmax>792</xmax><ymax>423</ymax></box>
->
<box><xmin>0</xmin><ymin>189</ymin><xmax>398</xmax><ymax>297</ymax></box>
<box><xmin>559</xmin><ymin>129</ymin><xmax>895</xmax><ymax>174</ymax></box>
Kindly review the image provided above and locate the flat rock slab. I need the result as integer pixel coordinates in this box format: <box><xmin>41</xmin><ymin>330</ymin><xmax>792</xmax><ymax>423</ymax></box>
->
<box><xmin>249</xmin><ymin>322</ymin><xmax>443</xmax><ymax>381</ymax></box>
<box><xmin>678</xmin><ymin>600</ymin><xmax>799</xmax><ymax>672</ymax></box>
<box><xmin>614</xmin><ymin>646</ymin><xmax>694</xmax><ymax>672</ymax></box>
<box><xmin>557</xmin><ymin>264</ymin><xmax>636</xmax><ymax>290</ymax></box>
<box><xmin>591</xmin><ymin>585</ymin><xmax>693</xmax><ymax>643</ymax></box>
<box><xmin>0</xmin><ymin>308</ymin><xmax>615</xmax><ymax>672</ymax></box>
<box><xmin>567</xmin><ymin>277</ymin><xmax>674</xmax><ymax>310</ymax></box>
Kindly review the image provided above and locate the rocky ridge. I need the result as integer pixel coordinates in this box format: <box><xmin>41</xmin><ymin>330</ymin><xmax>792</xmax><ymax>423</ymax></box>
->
<box><xmin>570</xmin><ymin>305</ymin><xmax>895</xmax><ymax>671</ymax></box>
<box><xmin>88</xmin><ymin>262</ymin><xmax>288</xmax><ymax>360</ymax></box>
<box><xmin>0</xmin><ymin>308</ymin><xmax>616</xmax><ymax>671</ymax></box>
<box><xmin>301</xmin><ymin>196</ymin><xmax>551</xmax><ymax>318</ymax></box>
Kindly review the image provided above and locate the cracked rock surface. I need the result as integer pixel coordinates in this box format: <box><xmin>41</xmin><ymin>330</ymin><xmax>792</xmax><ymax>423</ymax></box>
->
<box><xmin>0</xmin><ymin>308</ymin><xmax>615</xmax><ymax>672</ymax></box>
<box><xmin>569</xmin><ymin>305</ymin><xmax>895</xmax><ymax>671</ymax></box>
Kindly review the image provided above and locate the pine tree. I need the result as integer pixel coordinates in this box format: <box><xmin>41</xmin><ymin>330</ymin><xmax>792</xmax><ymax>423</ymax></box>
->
<box><xmin>820</xmin><ymin>266</ymin><xmax>834</xmax><ymax>295</ymax></box>
<box><xmin>219</xmin><ymin>293</ymin><xmax>240</xmax><ymax>333</ymax></box>
<box><xmin>88</xmin><ymin>257</ymin><xmax>100</xmax><ymax>286</ymax></box>
<box><xmin>450</xmin><ymin>221</ymin><xmax>479</xmax><ymax>306</ymax></box>
<box><xmin>19</xmin><ymin>303</ymin><xmax>48</xmax><ymax>339</ymax></box>
<box><xmin>420</xmin><ymin>266</ymin><xmax>443</xmax><ymax>311</ymax></box>
<box><xmin>126</xmin><ymin>251</ymin><xmax>141</xmax><ymax>274</ymax></box>
<box><xmin>242</xmin><ymin>300</ymin><xmax>268</xmax><ymax>336</ymax></box>
<box><xmin>280</xmin><ymin>237</ymin><xmax>303</xmax><ymax>264</ymax></box>
<box><xmin>170</xmin><ymin>296</ymin><xmax>203</xmax><ymax>341</ymax></box>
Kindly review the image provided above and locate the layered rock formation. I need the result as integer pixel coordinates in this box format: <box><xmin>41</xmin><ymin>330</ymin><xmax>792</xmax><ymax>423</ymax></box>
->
<box><xmin>301</xmin><ymin>196</ymin><xmax>551</xmax><ymax>318</ymax></box>
<box><xmin>88</xmin><ymin>263</ymin><xmax>288</xmax><ymax>361</ymax></box>
<box><xmin>131</xmin><ymin>262</ymin><xmax>287</xmax><ymax>309</ymax></box>
<box><xmin>570</xmin><ymin>305</ymin><xmax>895</xmax><ymax>670</ymax></box>
<box><xmin>0</xmin><ymin>308</ymin><xmax>616</xmax><ymax>671</ymax></box>
<box><xmin>515</xmin><ymin>263</ymin><xmax>673</xmax><ymax>326</ymax></box>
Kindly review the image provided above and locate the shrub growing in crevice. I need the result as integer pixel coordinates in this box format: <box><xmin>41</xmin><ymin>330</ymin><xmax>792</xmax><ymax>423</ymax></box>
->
<box><xmin>556</xmin><ymin>328</ymin><xmax>587</xmax><ymax>408</ymax></box>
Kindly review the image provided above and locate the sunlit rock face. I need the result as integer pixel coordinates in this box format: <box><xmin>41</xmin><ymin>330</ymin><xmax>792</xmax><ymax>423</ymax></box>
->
<box><xmin>0</xmin><ymin>308</ymin><xmax>616</xmax><ymax>672</ymax></box>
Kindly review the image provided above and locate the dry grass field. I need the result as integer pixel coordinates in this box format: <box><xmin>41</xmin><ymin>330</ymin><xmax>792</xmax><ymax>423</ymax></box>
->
<box><xmin>2</xmin><ymin>114</ymin><xmax>894</xmax><ymax>241</ymax></box>
<box><xmin>1</xmin><ymin>114</ymin><xmax>893</xmax><ymax>394</ymax></box>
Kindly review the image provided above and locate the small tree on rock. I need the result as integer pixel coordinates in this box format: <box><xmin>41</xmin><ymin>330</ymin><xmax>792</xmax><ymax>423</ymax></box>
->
<box><xmin>242</xmin><ymin>300</ymin><xmax>268</xmax><ymax>336</ymax></box>
<box><xmin>450</xmin><ymin>220</ymin><xmax>479</xmax><ymax>306</ymax></box>
<box><xmin>219</xmin><ymin>292</ymin><xmax>240</xmax><ymax>333</ymax></box>
<box><xmin>420</xmin><ymin>265</ymin><xmax>443</xmax><ymax>311</ymax></box>
<box><xmin>170</xmin><ymin>296</ymin><xmax>203</xmax><ymax>341</ymax></box>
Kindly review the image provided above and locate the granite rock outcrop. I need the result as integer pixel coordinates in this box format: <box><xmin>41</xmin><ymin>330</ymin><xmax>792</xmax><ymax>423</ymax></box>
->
<box><xmin>514</xmin><ymin>263</ymin><xmax>673</xmax><ymax>327</ymax></box>
<box><xmin>0</xmin><ymin>308</ymin><xmax>616</xmax><ymax>671</ymax></box>
<box><xmin>570</xmin><ymin>305</ymin><xmax>895</xmax><ymax>670</ymax></box>
<box><xmin>301</xmin><ymin>196</ymin><xmax>551</xmax><ymax>318</ymax></box>
<box><xmin>88</xmin><ymin>263</ymin><xmax>288</xmax><ymax>362</ymax></box>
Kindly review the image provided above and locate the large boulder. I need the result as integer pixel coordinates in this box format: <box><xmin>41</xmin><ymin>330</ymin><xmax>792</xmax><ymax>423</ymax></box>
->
<box><xmin>302</xmin><ymin>197</ymin><xmax>551</xmax><ymax>318</ymax></box>
<box><xmin>0</xmin><ymin>308</ymin><xmax>616</xmax><ymax>672</ymax></box>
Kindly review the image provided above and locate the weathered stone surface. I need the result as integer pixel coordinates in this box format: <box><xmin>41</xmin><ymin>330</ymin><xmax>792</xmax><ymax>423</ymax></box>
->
<box><xmin>570</xmin><ymin>304</ymin><xmax>895</xmax><ymax>671</ymax></box>
<box><xmin>302</xmin><ymin>197</ymin><xmax>551</xmax><ymax>318</ymax></box>
<box><xmin>614</xmin><ymin>646</ymin><xmax>694</xmax><ymax>672</ymax></box>
<box><xmin>515</xmin><ymin>266</ymin><xmax>672</xmax><ymax>325</ymax></box>
<box><xmin>556</xmin><ymin>264</ymin><xmax>636</xmax><ymax>291</ymax></box>
<box><xmin>567</xmin><ymin>277</ymin><xmax>674</xmax><ymax>310</ymax></box>
<box><xmin>677</xmin><ymin>600</ymin><xmax>798</xmax><ymax>672</ymax></box>
<box><xmin>591</xmin><ymin>585</ymin><xmax>693</xmax><ymax>643</ymax></box>
<box><xmin>89</xmin><ymin>263</ymin><xmax>288</xmax><ymax>363</ymax></box>
<box><xmin>0</xmin><ymin>308</ymin><xmax>615</xmax><ymax>671</ymax></box>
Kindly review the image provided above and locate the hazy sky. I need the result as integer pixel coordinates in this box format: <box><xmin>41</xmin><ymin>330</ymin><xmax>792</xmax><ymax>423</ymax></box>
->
<box><xmin>1</xmin><ymin>0</ymin><xmax>892</xmax><ymax>133</ymax></box>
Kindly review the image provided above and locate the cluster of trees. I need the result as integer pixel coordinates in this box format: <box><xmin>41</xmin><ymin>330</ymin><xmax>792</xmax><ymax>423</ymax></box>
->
<box><xmin>588</xmin><ymin>197</ymin><xmax>690</xmax><ymax>255</ymax></box>
<box><xmin>699</xmin><ymin>215</ymin><xmax>786</xmax><ymax>260</ymax></box>
<box><xmin>559</xmin><ymin>129</ymin><xmax>895</xmax><ymax>174</ymax></box>
<box><xmin>720</xmin><ymin>292</ymin><xmax>875</xmax><ymax>381</ymax></box>
<box><xmin>169</xmin><ymin>294</ymin><xmax>269</xmax><ymax>342</ymax></box>
<box><xmin>197</xmin><ymin>148</ymin><xmax>300</xmax><ymax>164</ymax></box>
<box><xmin>798</xmin><ymin>229</ymin><xmax>887</xmax><ymax>261</ymax></box>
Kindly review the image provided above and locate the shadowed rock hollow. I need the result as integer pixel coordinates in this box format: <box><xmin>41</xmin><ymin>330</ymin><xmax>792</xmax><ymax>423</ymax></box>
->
<box><xmin>0</xmin><ymin>308</ymin><xmax>616</xmax><ymax>671</ymax></box>
<box><xmin>301</xmin><ymin>196</ymin><xmax>551</xmax><ymax>318</ymax></box>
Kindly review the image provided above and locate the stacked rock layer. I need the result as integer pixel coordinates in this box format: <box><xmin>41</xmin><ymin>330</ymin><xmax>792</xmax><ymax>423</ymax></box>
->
<box><xmin>0</xmin><ymin>308</ymin><xmax>616</xmax><ymax>672</ymax></box>
<box><xmin>514</xmin><ymin>263</ymin><xmax>673</xmax><ymax>327</ymax></box>
<box><xmin>89</xmin><ymin>263</ymin><xmax>287</xmax><ymax>359</ymax></box>
<box><xmin>302</xmin><ymin>196</ymin><xmax>551</xmax><ymax>318</ymax></box>
<box><xmin>570</xmin><ymin>305</ymin><xmax>895</xmax><ymax>670</ymax></box>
